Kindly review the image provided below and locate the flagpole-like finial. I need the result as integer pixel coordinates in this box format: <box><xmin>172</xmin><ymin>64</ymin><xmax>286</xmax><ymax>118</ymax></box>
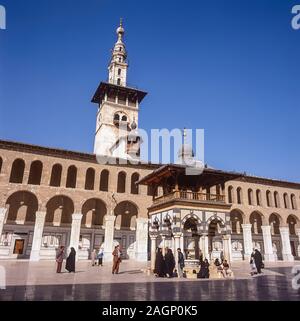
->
<box><xmin>120</xmin><ymin>17</ymin><xmax>123</xmax><ymax>26</ymax></box>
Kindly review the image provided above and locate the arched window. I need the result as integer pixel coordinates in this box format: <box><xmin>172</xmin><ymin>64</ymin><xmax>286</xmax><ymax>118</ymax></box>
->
<box><xmin>85</xmin><ymin>168</ymin><xmax>95</xmax><ymax>190</ymax></box>
<box><xmin>283</xmin><ymin>193</ymin><xmax>289</xmax><ymax>209</ymax></box>
<box><xmin>0</xmin><ymin>156</ymin><xmax>2</xmax><ymax>173</ymax></box>
<box><xmin>131</xmin><ymin>173</ymin><xmax>139</xmax><ymax>194</ymax></box>
<box><xmin>28</xmin><ymin>160</ymin><xmax>43</xmax><ymax>185</ymax></box>
<box><xmin>117</xmin><ymin>78</ymin><xmax>121</xmax><ymax>85</ymax></box>
<box><xmin>273</xmin><ymin>191</ymin><xmax>280</xmax><ymax>208</ymax></box>
<box><xmin>118</xmin><ymin>68</ymin><xmax>121</xmax><ymax>75</ymax></box>
<box><xmin>266</xmin><ymin>190</ymin><xmax>272</xmax><ymax>207</ymax></box>
<box><xmin>100</xmin><ymin>169</ymin><xmax>109</xmax><ymax>191</ymax></box>
<box><xmin>117</xmin><ymin>172</ymin><xmax>126</xmax><ymax>193</ymax></box>
<box><xmin>248</xmin><ymin>189</ymin><xmax>253</xmax><ymax>205</ymax></box>
<box><xmin>121</xmin><ymin>115</ymin><xmax>127</xmax><ymax>121</ymax></box>
<box><xmin>291</xmin><ymin>194</ymin><xmax>297</xmax><ymax>210</ymax></box>
<box><xmin>287</xmin><ymin>215</ymin><xmax>297</xmax><ymax>235</ymax></box>
<box><xmin>269</xmin><ymin>213</ymin><xmax>281</xmax><ymax>235</ymax></box>
<box><xmin>250</xmin><ymin>212</ymin><xmax>263</xmax><ymax>234</ymax></box>
<box><xmin>114</xmin><ymin>113</ymin><xmax>120</xmax><ymax>121</ymax></box>
<box><xmin>237</xmin><ymin>187</ymin><xmax>242</xmax><ymax>204</ymax></box>
<box><xmin>9</xmin><ymin>159</ymin><xmax>25</xmax><ymax>183</ymax></box>
<box><xmin>228</xmin><ymin>186</ymin><xmax>233</xmax><ymax>203</ymax></box>
<box><xmin>256</xmin><ymin>189</ymin><xmax>262</xmax><ymax>206</ymax></box>
<box><xmin>66</xmin><ymin>165</ymin><xmax>77</xmax><ymax>188</ymax></box>
<box><xmin>49</xmin><ymin>164</ymin><xmax>62</xmax><ymax>187</ymax></box>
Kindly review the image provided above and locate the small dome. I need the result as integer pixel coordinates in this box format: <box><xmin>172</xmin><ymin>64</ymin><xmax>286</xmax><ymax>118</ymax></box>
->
<box><xmin>116</xmin><ymin>25</ymin><xmax>124</xmax><ymax>35</ymax></box>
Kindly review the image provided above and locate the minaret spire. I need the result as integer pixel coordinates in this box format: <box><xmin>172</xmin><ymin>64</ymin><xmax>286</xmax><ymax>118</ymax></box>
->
<box><xmin>108</xmin><ymin>19</ymin><xmax>128</xmax><ymax>86</ymax></box>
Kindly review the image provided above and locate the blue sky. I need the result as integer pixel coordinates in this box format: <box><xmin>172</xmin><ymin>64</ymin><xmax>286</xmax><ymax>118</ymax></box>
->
<box><xmin>0</xmin><ymin>0</ymin><xmax>299</xmax><ymax>182</ymax></box>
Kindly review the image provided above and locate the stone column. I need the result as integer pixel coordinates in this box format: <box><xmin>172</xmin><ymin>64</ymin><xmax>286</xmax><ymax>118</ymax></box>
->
<box><xmin>135</xmin><ymin>217</ymin><xmax>148</xmax><ymax>261</ymax></box>
<box><xmin>242</xmin><ymin>224</ymin><xmax>253</xmax><ymax>260</ymax></box>
<box><xmin>30</xmin><ymin>211</ymin><xmax>46</xmax><ymax>261</ymax></box>
<box><xmin>69</xmin><ymin>213</ymin><xmax>83</xmax><ymax>260</ymax></box>
<box><xmin>261</xmin><ymin>225</ymin><xmax>275</xmax><ymax>262</ymax></box>
<box><xmin>150</xmin><ymin>234</ymin><xmax>158</xmax><ymax>271</ymax></box>
<box><xmin>174</xmin><ymin>233</ymin><xmax>182</xmax><ymax>252</ymax></box>
<box><xmin>103</xmin><ymin>215</ymin><xmax>116</xmax><ymax>262</ymax></box>
<box><xmin>161</xmin><ymin>235</ymin><xmax>166</xmax><ymax>256</ymax></box>
<box><xmin>0</xmin><ymin>208</ymin><xmax>8</xmax><ymax>240</ymax></box>
<box><xmin>201</xmin><ymin>233</ymin><xmax>209</xmax><ymax>260</ymax></box>
<box><xmin>222</xmin><ymin>234</ymin><xmax>232</xmax><ymax>262</ymax></box>
<box><xmin>279</xmin><ymin>227</ymin><xmax>294</xmax><ymax>262</ymax></box>
<box><xmin>296</xmin><ymin>228</ymin><xmax>300</xmax><ymax>257</ymax></box>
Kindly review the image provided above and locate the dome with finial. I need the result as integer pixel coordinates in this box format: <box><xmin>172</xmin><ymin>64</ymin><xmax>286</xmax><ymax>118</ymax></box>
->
<box><xmin>116</xmin><ymin>18</ymin><xmax>124</xmax><ymax>35</ymax></box>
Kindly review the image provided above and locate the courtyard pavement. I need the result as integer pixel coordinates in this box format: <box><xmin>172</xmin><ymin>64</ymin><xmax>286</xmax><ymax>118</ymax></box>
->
<box><xmin>0</xmin><ymin>260</ymin><xmax>299</xmax><ymax>300</ymax></box>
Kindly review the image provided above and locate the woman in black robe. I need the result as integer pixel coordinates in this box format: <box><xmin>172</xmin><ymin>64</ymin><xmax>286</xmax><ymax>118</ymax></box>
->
<box><xmin>252</xmin><ymin>249</ymin><xmax>263</xmax><ymax>274</ymax></box>
<box><xmin>66</xmin><ymin>247</ymin><xmax>76</xmax><ymax>273</ymax></box>
<box><xmin>154</xmin><ymin>248</ymin><xmax>165</xmax><ymax>277</ymax></box>
<box><xmin>199</xmin><ymin>259</ymin><xmax>210</xmax><ymax>278</ymax></box>
<box><xmin>164</xmin><ymin>249</ymin><xmax>175</xmax><ymax>278</ymax></box>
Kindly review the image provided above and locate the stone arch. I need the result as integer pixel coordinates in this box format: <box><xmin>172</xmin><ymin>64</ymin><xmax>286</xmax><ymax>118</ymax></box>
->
<box><xmin>99</xmin><ymin>169</ymin><xmax>109</xmax><ymax>191</ymax></box>
<box><xmin>266</xmin><ymin>190</ymin><xmax>272</xmax><ymax>207</ymax></box>
<box><xmin>230</xmin><ymin>209</ymin><xmax>244</xmax><ymax>234</ymax></box>
<box><xmin>117</xmin><ymin>171</ymin><xmax>126</xmax><ymax>193</ymax></box>
<box><xmin>81</xmin><ymin>198</ymin><xmax>107</xmax><ymax>228</ymax></box>
<box><xmin>9</xmin><ymin>158</ymin><xmax>25</xmax><ymax>183</ymax></box>
<box><xmin>291</xmin><ymin>194</ymin><xmax>297</xmax><ymax>210</ymax></box>
<box><xmin>6</xmin><ymin>191</ymin><xmax>38</xmax><ymax>223</ymax></box>
<box><xmin>114</xmin><ymin>201</ymin><xmax>138</xmax><ymax>230</ymax></box>
<box><xmin>28</xmin><ymin>160</ymin><xmax>43</xmax><ymax>185</ymax></box>
<box><xmin>49</xmin><ymin>163</ymin><xmax>62</xmax><ymax>187</ymax></box>
<box><xmin>207</xmin><ymin>217</ymin><xmax>226</xmax><ymax>236</ymax></box>
<box><xmin>131</xmin><ymin>172</ymin><xmax>139</xmax><ymax>194</ymax></box>
<box><xmin>287</xmin><ymin>214</ymin><xmax>299</xmax><ymax>235</ymax></box>
<box><xmin>228</xmin><ymin>186</ymin><xmax>234</xmax><ymax>203</ymax></box>
<box><xmin>182</xmin><ymin>214</ymin><xmax>201</xmax><ymax>233</ymax></box>
<box><xmin>45</xmin><ymin>195</ymin><xmax>74</xmax><ymax>226</ymax></box>
<box><xmin>181</xmin><ymin>213</ymin><xmax>201</xmax><ymax>227</ymax></box>
<box><xmin>250</xmin><ymin>211</ymin><xmax>264</xmax><ymax>234</ymax></box>
<box><xmin>85</xmin><ymin>167</ymin><xmax>95</xmax><ymax>190</ymax></box>
<box><xmin>283</xmin><ymin>193</ymin><xmax>290</xmax><ymax>209</ymax></box>
<box><xmin>274</xmin><ymin>191</ymin><xmax>280</xmax><ymax>208</ymax></box>
<box><xmin>236</xmin><ymin>187</ymin><xmax>242</xmax><ymax>204</ymax></box>
<box><xmin>66</xmin><ymin>165</ymin><xmax>77</xmax><ymax>188</ymax></box>
<box><xmin>256</xmin><ymin>189</ymin><xmax>262</xmax><ymax>206</ymax></box>
<box><xmin>269</xmin><ymin>213</ymin><xmax>282</xmax><ymax>235</ymax></box>
<box><xmin>248</xmin><ymin>189</ymin><xmax>254</xmax><ymax>205</ymax></box>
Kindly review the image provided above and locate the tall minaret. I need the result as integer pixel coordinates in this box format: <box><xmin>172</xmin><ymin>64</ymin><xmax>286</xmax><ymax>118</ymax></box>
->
<box><xmin>91</xmin><ymin>20</ymin><xmax>147</xmax><ymax>159</ymax></box>
<box><xmin>108</xmin><ymin>18</ymin><xmax>128</xmax><ymax>86</ymax></box>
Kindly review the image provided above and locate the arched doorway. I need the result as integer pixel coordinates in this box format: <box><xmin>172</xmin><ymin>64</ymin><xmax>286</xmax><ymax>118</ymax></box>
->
<box><xmin>42</xmin><ymin>195</ymin><xmax>74</xmax><ymax>259</ymax></box>
<box><xmin>287</xmin><ymin>215</ymin><xmax>299</xmax><ymax>258</ymax></box>
<box><xmin>114</xmin><ymin>201</ymin><xmax>138</xmax><ymax>259</ymax></box>
<box><xmin>80</xmin><ymin>198</ymin><xmax>107</xmax><ymax>259</ymax></box>
<box><xmin>208</xmin><ymin>218</ymin><xmax>224</xmax><ymax>261</ymax></box>
<box><xmin>5</xmin><ymin>191</ymin><xmax>38</xmax><ymax>258</ymax></box>
<box><xmin>269</xmin><ymin>213</ymin><xmax>282</xmax><ymax>260</ymax></box>
<box><xmin>183</xmin><ymin>216</ymin><xmax>200</xmax><ymax>260</ymax></box>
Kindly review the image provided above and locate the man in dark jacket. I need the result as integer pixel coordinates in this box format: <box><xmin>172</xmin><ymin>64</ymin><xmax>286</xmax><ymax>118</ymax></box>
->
<box><xmin>252</xmin><ymin>249</ymin><xmax>263</xmax><ymax>274</ymax></box>
<box><xmin>177</xmin><ymin>248</ymin><xmax>185</xmax><ymax>278</ymax></box>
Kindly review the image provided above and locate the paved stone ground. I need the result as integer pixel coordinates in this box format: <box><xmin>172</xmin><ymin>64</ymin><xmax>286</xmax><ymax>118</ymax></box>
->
<box><xmin>0</xmin><ymin>260</ymin><xmax>299</xmax><ymax>300</ymax></box>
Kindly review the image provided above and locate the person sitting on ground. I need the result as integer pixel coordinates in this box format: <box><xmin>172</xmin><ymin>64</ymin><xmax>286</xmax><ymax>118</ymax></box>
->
<box><xmin>222</xmin><ymin>260</ymin><xmax>233</xmax><ymax>277</ymax></box>
<box><xmin>214</xmin><ymin>258</ymin><xmax>225</xmax><ymax>277</ymax></box>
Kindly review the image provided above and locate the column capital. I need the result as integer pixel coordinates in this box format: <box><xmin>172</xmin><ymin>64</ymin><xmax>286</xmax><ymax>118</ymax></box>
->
<box><xmin>104</xmin><ymin>214</ymin><xmax>116</xmax><ymax>223</ymax></box>
<box><xmin>279</xmin><ymin>226</ymin><xmax>290</xmax><ymax>234</ymax></box>
<box><xmin>35</xmin><ymin>211</ymin><xmax>46</xmax><ymax>219</ymax></box>
<box><xmin>222</xmin><ymin>234</ymin><xmax>231</xmax><ymax>240</ymax></box>
<box><xmin>261</xmin><ymin>225</ymin><xmax>271</xmax><ymax>233</ymax></box>
<box><xmin>242</xmin><ymin>224</ymin><xmax>252</xmax><ymax>230</ymax></box>
<box><xmin>72</xmin><ymin>213</ymin><xmax>83</xmax><ymax>221</ymax></box>
<box><xmin>173</xmin><ymin>232</ymin><xmax>183</xmax><ymax>238</ymax></box>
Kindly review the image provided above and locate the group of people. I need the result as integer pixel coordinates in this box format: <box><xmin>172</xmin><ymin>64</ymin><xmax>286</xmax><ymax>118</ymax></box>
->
<box><xmin>154</xmin><ymin>247</ymin><xmax>179</xmax><ymax>278</ymax></box>
<box><xmin>56</xmin><ymin>246</ymin><xmax>76</xmax><ymax>273</ymax></box>
<box><xmin>90</xmin><ymin>247</ymin><xmax>104</xmax><ymax>267</ymax></box>
<box><xmin>250</xmin><ymin>249</ymin><xmax>264</xmax><ymax>275</ymax></box>
<box><xmin>213</xmin><ymin>258</ymin><xmax>233</xmax><ymax>278</ymax></box>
